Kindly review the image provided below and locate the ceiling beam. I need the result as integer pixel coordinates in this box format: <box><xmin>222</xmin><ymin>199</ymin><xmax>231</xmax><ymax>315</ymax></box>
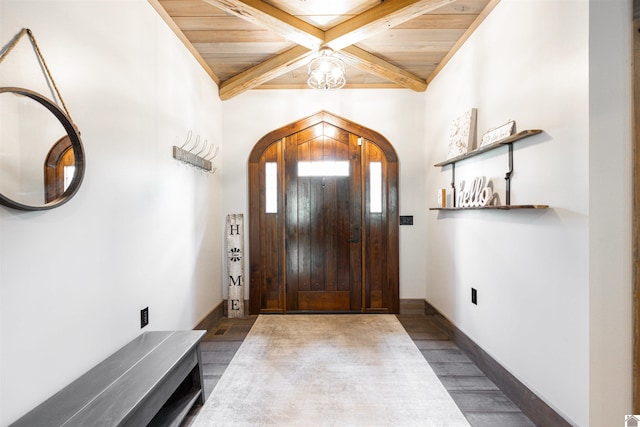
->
<box><xmin>219</xmin><ymin>42</ymin><xmax>427</xmax><ymax>99</ymax></box>
<box><xmin>219</xmin><ymin>45</ymin><xmax>314</xmax><ymax>100</ymax></box>
<box><xmin>340</xmin><ymin>46</ymin><xmax>427</xmax><ymax>92</ymax></box>
<box><xmin>324</xmin><ymin>0</ymin><xmax>455</xmax><ymax>50</ymax></box>
<box><xmin>202</xmin><ymin>0</ymin><xmax>324</xmax><ymax>50</ymax></box>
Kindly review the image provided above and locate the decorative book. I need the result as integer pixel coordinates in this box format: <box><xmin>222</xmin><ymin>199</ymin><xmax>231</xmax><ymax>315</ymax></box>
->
<box><xmin>447</xmin><ymin>108</ymin><xmax>477</xmax><ymax>159</ymax></box>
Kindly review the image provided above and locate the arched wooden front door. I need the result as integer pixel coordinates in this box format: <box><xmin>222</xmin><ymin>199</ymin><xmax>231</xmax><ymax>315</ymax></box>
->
<box><xmin>249</xmin><ymin>111</ymin><xmax>398</xmax><ymax>314</ymax></box>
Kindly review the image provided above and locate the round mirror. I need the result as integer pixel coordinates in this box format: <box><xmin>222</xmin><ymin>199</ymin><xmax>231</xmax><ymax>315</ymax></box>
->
<box><xmin>0</xmin><ymin>87</ymin><xmax>85</xmax><ymax>211</ymax></box>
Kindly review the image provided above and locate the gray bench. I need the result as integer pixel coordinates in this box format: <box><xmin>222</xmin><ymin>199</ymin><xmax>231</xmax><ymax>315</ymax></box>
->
<box><xmin>11</xmin><ymin>330</ymin><xmax>206</xmax><ymax>427</ymax></box>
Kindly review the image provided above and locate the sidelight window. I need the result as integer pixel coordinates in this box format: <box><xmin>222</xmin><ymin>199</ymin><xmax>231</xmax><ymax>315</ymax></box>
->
<box><xmin>370</xmin><ymin>162</ymin><xmax>382</xmax><ymax>213</ymax></box>
<box><xmin>265</xmin><ymin>162</ymin><xmax>277</xmax><ymax>213</ymax></box>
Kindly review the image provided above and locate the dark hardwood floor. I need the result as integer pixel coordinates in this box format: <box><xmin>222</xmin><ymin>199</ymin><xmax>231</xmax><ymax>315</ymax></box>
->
<box><xmin>396</xmin><ymin>315</ymin><xmax>535</xmax><ymax>427</ymax></box>
<box><xmin>185</xmin><ymin>314</ymin><xmax>535</xmax><ymax>427</ymax></box>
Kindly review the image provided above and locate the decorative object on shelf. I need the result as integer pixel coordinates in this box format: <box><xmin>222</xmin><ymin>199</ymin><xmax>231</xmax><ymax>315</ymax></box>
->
<box><xmin>173</xmin><ymin>130</ymin><xmax>218</xmax><ymax>173</ymax></box>
<box><xmin>480</xmin><ymin>120</ymin><xmax>515</xmax><ymax>147</ymax></box>
<box><xmin>0</xmin><ymin>28</ymin><xmax>85</xmax><ymax>211</ymax></box>
<box><xmin>447</xmin><ymin>108</ymin><xmax>477</xmax><ymax>159</ymax></box>
<box><xmin>456</xmin><ymin>177</ymin><xmax>495</xmax><ymax>208</ymax></box>
<box><xmin>437</xmin><ymin>188</ymin><xmax>447</xmax><ymax>208</ymax></box>
<box><xmin>307</xmin><ymin>47</ymin><xmax>346</xmax><ymax>90</ymax></box>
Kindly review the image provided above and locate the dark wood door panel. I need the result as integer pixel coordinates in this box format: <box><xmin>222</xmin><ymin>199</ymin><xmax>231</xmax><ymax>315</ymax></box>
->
<box><xmin>255</xmin><ymin>141</ymin><xmax>284</xmax><ymax>311</ymax></box>
<box><xmin>348</xmin><ymin>133</ymin><xmax>363</xmax><ymax>310</ymax></box>
<box><xmin>286</xmin><ymin>129</ymin><xmax>359</xmax><ymax>312</ymax></box>
<box><xmin>364</xmin><ymin>141</ymin><xmax>387</xmax><ymax>310</ymax></box>
<box><xmin>298</xmin><ymin>291</ymin><xmax>351</xmax><ymax>311</ymax></box>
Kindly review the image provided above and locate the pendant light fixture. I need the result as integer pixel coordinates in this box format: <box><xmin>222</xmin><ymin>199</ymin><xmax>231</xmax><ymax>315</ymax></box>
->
<box><xmin>307</xmin><ymin>47</ymin><xmax>346</xmax><ymax>90</ymax></box>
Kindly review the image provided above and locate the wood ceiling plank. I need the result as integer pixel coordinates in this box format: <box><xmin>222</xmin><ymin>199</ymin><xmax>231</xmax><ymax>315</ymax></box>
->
<box><xmin>184</xmin><ymin>30</ymin><xmax>287</xmax><ymax>43</ymax></box>
<box><xmin>402</xmin><ymin>65</ymin><xmax>438</xmax><ymax>79</ymax></box>
<box><xmin>200</xmin><ymin>53</ymin><xmax>277</xmax><ymax>62</ymax></box>
<box><xmin>262</xmin><ymin>0</ymin><xmax>381</xmax><ymax>29</ymax></box>
<box><xmin>361</xmin><ymin>28</ymin><xmax>467</xmax><ymax>43</ymax></box>
<box><xmin>263</xmin><ymin>0</ymin><xmax>380</xmax><ymax>20</ymax></box>
<box><xmin>194</xmin><ymin>41</ymin><xmax>294</xmax><ymax>55</ymax></box>
<box><xmin>297</xmin><ymin>16</ymin><xmax>356</xmax><ymax>31</ymax></box>
<box><xmin>372</xmin><ymin>51</ymin><xmax>448</xmax><ymax>63</ymax></box>
<box><xmin>435</xmin><ymin>0</ymin><xmax>491</xmax><ymax>14</ymax></box>
<box><xmin>357</xmin><ymin>28</ymin><xmax>464</xmax><ymax>54</ymax></box>
<box><xmin>173</xmin><ymin>16</ymin><xmax>259</xmax><ymax>31</ymax></box>
<box><xmin>362</xmin><ymin>57</ymin><xmax>442</xmax><ymax>79</ymax></box>
<box><xmin>204</xmin><ymin>56</ymin><xmax>284</xmax><ymax>80</ymax></box>
<box><xmin>202</xmin><ymin>0</ymin><xmax>325</xmax><ymax>49</ymax></box>
<box><xmin>148</xmin><ymin>0</ymin><xmax>220</xmax><ymax>85</ymax></box>
<box><xmin>324</xmin><ymin>0</ymin><xmax>455</xmax><ymax>50</ymax></box>
<box><xmin>158</xmin><ymin>0</ymin><xmax>227</xmax><ymax>16</ymax></box>
<box><xmin>396</xmin><ymin>14</ymin><xmax>478</xmax><ymax>29</ymax></box>
<box><xmin>253</xmin><ymin>68</ymin><xmax>317</xmax><ymax>86</ymax></box>
<box><xmin>340</xmin><ymin>45</ymin><xmax>426</xmax><ymax>91</ymax></box>
<box><xmin>358</xmin><ymin>40</ymin><xmax>458</xmax><ymax>53</ymax></box>
<box><xmin>427</xmin><ymin>0</ymin><xmax>500</xmax><ymax>83</ymax></box>
<box><xmin>208</xmin><ymin>62</ymin><xmax>263</xmax><ymax>72</ymax></box>
<box><xmin>219</xmin><ymin>45</ymin><xmax>314</xmax><ymax>100</ymax></box>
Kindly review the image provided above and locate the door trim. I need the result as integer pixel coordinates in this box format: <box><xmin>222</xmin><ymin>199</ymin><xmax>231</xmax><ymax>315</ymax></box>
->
<box><xmin>248</xmin><ymin>111</ymin><xmax>398</xmax><ymax>164</ymax></box>
<box><xmin>248</xmin><ymin>111</ymin><xmax>399</xmax><ymax>315</ymax></box>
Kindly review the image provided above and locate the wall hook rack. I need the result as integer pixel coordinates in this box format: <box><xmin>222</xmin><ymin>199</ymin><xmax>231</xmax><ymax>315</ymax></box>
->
<box><xmin>173</xmin><ymin>131</ymin><xmax>218</xmax><ymax>173</ymax></box>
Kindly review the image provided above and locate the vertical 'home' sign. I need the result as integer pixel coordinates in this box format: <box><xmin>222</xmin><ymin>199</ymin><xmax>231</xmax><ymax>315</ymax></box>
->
<box><xmin>226</xmin><ymin>214</ymin><xmax>244</xmax><ymax>318</ymax></box>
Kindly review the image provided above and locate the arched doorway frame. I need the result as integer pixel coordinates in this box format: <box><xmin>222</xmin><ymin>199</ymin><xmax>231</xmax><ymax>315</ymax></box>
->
<box><xmin>248</xmin><ymin>110</ymin><xmax>399</xmax><ymax>314</ymax></box>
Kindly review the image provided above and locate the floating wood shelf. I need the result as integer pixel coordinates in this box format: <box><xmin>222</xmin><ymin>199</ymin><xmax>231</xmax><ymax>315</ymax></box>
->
<box><xmin>431</xmin><ymin>129</ymin><xmax>547</xmax><ymax>211</ymax></box>
<box><xmin>434</xmin><ymin>129</ymin><xmax>543</xmax><ymax>167</ymax></box>
<box><xmin>430</xmin><ymin>204</ymin><xmax>549</xmax><ymax>211</ymax></box>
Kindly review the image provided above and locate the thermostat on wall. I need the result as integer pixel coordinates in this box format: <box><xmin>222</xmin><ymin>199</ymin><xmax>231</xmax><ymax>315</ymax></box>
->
<box><xmin>400</xmin><ymin>216</ymin><xmax>413</xmax><ymax>225</ymax></box>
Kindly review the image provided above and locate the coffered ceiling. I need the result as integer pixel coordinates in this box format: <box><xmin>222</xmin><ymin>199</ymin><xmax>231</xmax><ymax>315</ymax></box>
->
<box><xmin>149</xmin><ymin>0</ymin><xmax>498</xmax><ymax>100</ymax></box>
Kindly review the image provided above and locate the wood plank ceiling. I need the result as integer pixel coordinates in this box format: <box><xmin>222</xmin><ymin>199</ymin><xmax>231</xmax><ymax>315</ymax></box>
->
<box><xmin>149</xmin><ymin>0</ymin><xmax>498</xmax><ymax>100</ymax></box>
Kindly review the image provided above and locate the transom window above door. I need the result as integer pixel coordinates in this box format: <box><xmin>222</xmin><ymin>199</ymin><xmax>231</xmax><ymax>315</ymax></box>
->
<box><xmin>298</xmin><ymin>160</ymin><xmax>350</xmax><ymax>177</ymax></box>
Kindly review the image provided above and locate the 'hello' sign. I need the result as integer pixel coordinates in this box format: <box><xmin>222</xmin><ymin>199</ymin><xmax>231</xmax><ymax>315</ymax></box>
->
<box><xmin>457</xmin><ymin>177</ymin><xmax>495</xmax><ymax>208</ymax></box>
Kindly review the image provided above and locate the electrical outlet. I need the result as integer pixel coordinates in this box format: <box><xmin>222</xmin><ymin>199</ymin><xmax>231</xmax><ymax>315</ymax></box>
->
<box><xmin>140</xmin><ymin>307</ymin><xmax>149</xmax><ymax>328</ymax></box>
<box><xmin>471</xmin><ymin>288</ymin><xmax>477</xmax><ymax>305</ymax></box>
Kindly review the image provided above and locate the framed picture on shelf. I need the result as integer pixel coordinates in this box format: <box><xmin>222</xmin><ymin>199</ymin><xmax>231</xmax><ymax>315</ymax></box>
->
<box><xmin>480</xmin><ymin>120</ymin><xmax>515</xmax><ymax>147</ymax></box>
<box><xmin>447</xmin><ymin>108</ymin><xmax>477</xmax><ymax>159</ymax></box>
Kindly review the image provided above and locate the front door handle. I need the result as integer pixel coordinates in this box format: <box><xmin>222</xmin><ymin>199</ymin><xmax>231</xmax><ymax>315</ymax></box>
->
<box><xmin>348</xmin><ymin>224</ymin><xmax>360</xmax><ymax>243</ymax></box>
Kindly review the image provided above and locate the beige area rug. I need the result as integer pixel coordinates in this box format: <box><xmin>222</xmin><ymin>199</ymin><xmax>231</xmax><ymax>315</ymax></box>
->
<box><xmin>193</xmin><ymin>315</ymin><xmax>471</xmax><ymax>427</ymax></box>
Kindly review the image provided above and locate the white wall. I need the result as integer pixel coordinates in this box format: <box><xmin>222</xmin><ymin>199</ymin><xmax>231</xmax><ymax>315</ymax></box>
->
<box><xmin>0</xmin><ymin>1</ymin><xmax>223</xmax><ymax>424</ymax></box>
<box><xmin>221</xmin><ymin>89</ymin><xmax>427</xmax><ymax>300</ymax></box>
<box><xmin>588</xmin><ymin>0</ymin><xmax>633</xmax><ymax>425</ymax></box>
<box><xmin>424</xmin><ymin>0</ymin><xmax>632</xmax><ymax>425</ymax></box>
